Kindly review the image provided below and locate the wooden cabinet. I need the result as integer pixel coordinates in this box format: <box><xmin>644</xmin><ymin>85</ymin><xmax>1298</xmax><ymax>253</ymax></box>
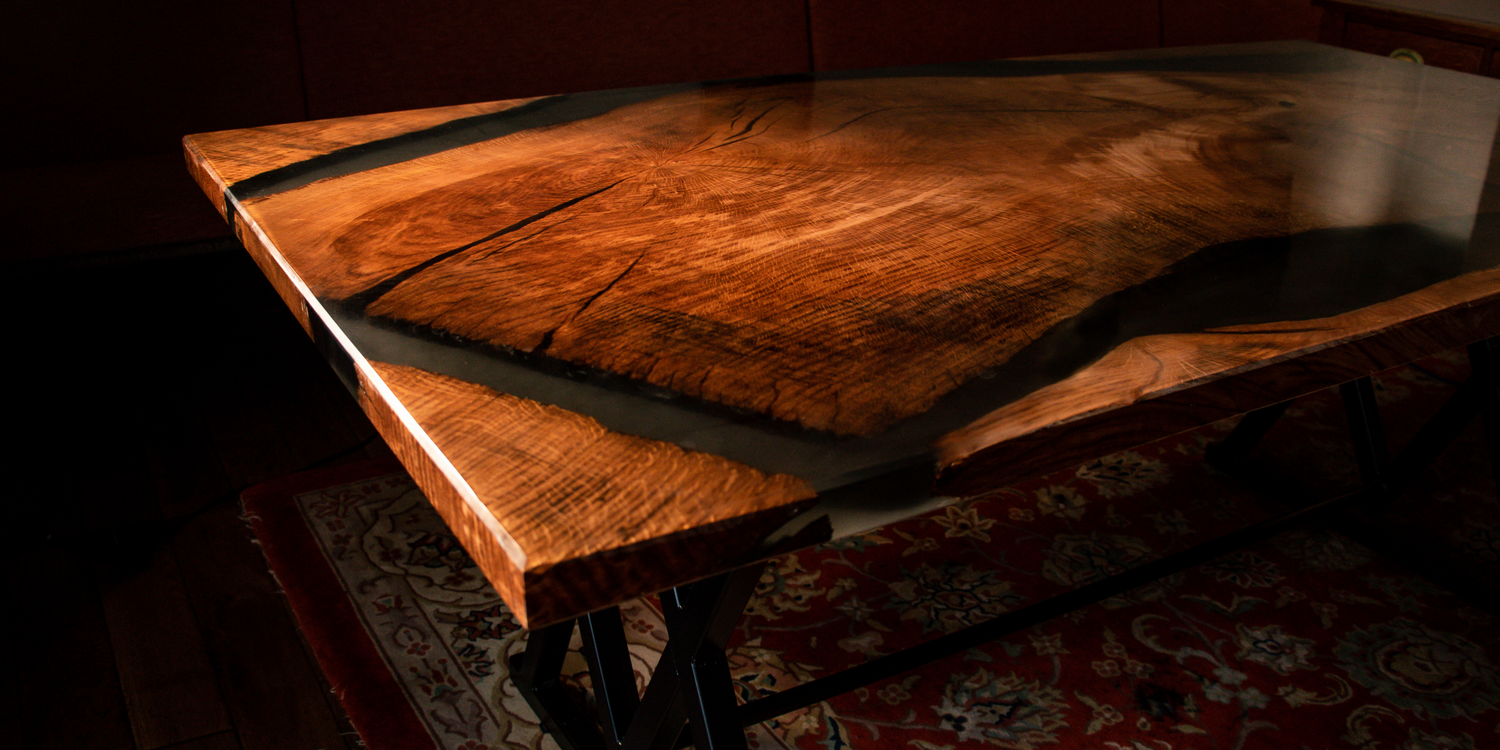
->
<box><xmin>1316</xmin><ymin>0</ymin><xmax>1500</xmax><ymax>76</ymax></box>
<box><xmin>1161</xmin><ymin>0</ymin><xmax>1322</xmax><ymax>47</ymax></box>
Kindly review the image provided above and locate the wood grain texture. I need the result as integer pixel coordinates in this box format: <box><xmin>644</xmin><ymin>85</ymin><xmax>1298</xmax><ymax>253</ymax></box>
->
<box><xmin>184</xmin><ymin>99</ymin><xmax>537</xmax><ymax>218</ymax></box>
<box><xmin>936</xmin><ymin>266</ymin><xmax>1500</xmax><ymax>495</ymax></box>
<box><xmin>198</xmin><ymin>46</ymin><xmax>1500</xmax><ymax>440</ymax></box>
<box><xmin>183</xmin><ymin>42</ymin><xmax>1500</xmax><ymax>626</ymax></box>
<box><xmin>363</xmin><ymin>361</ymin><xmax>816</xmax><ymax>626</ymax></box>
<box><xmin>185</xmin><ymin>187</ymin><xmax>821</xmax><ymax>625</ymax></box>
<box><xmin>6</xmin><ymin>250</ymin><xmax>370</xmax><ymax>749</ymax></box>
<box><xmin>223</xmin><ymin>70</ymin><xmax>1322</xmax><ymax>436</ymax></box>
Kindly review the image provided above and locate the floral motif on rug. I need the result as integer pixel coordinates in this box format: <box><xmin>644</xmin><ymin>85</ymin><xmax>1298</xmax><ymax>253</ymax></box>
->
<box><xmin>270</xmin><ymin>352</ymin><xmax>1500</xmax><ymax>750</ymax></box>
<box><xmin>289</xmin><ymin>473</ymin><xmax>669</xmax><ymax>749</ymax></box>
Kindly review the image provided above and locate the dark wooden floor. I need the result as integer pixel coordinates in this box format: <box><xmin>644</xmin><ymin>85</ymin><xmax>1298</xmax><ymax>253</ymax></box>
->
<box><xmin>4</xmin><ymin>242</ymin><xmax>393</xmax><ymax>750</ymax></box>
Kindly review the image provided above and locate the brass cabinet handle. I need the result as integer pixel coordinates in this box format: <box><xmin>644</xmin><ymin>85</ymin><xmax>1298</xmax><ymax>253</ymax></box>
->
<box><xmin>1389</xmin><ymin>47</ymin><xmax>1425</xmax><ymax>64</ymax></box>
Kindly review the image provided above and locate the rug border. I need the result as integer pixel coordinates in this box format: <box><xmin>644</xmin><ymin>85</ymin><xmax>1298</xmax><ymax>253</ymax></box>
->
<box><xmin>241</xmin><ymin>456</ymin><xmax>438</xmax><ymax>750</ymax></box>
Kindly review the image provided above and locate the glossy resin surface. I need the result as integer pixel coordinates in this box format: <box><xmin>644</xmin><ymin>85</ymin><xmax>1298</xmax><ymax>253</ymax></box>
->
<box><xmin>187</xmin><ymin>41</ymin><xmax>1500</xmax><ymax>625</ymax></box>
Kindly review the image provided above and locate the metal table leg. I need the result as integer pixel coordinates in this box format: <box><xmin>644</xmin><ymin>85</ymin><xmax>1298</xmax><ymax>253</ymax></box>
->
<box><xmin>515</xmin><ymin>340</ymin><xmax>1500</xmax><ymax>747</ymax></box>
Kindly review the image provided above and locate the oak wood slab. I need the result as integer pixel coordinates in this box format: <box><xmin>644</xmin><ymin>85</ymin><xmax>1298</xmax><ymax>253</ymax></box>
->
<box><xmin>185</xmin><ymin>41</ymin><xmax>1500</xmax><ymax>625</ymax></box>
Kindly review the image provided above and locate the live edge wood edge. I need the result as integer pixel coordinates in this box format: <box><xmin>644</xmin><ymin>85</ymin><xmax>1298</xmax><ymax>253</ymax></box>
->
<box><xmin>356</xmin><ymin>362</ymin><xmax>820</xmax><ymax>628</ymax></box>
<box><xmin>194</xmin><ymin>143</ymin><xmax>822</xmax><ymax>627</ymax></box>
<box><xmin>186</xmin><ymin>133</ymin><xmax>1500</xmax><ymax>629</ymax></box>
<box><xmin>935</xmin><ymin>271</ymin><xmax>1500</xmax><ymax>496</ymax></box>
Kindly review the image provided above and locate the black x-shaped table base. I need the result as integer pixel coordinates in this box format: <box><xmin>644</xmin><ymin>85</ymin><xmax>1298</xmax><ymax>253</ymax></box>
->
<box><xmin>512</xmin><ymin>338</ymin><xmax>1500</xmax><ymax>750</ymax></box>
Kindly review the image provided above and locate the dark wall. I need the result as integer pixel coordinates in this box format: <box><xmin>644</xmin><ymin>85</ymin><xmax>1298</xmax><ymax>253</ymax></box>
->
<box><xmin>293</xmin><ymin>0</ymin><xmax>812</xmax><ymax>120</ymax></box>
<box><xmin>806</xmin><ymin>0</ymin><xmax>1163</xmax><ymax>71</ymax></box>
<box><xmin>3</xmin><ymin>1</ymin><xmax>306</xmax><ymax>261</ymax></box>
<box><xmin>2</xmin><ymin>1</ymin><xmax>1321</xmax><ymax>263</ymax></box>
<box><xmin>1163</xmin><ymin>0</ymin><xmax>1324</xmax><ymax>46</ymax></box>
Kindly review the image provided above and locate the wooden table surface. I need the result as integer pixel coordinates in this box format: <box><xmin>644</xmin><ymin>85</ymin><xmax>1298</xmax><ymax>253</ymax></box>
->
<box><xmin>186</xmin><ymin>41</ymin><xmax>1500</xmax><ymax>627</ymax></box>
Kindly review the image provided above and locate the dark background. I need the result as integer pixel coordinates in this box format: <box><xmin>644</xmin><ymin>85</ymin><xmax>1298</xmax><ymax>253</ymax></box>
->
<box><xmin>0</xmin><ymin>0</ymin><xmax>1323</xmax><ymax>264</ymax></box>
<box><xmin>7</xmin><ymin>3</ymin><xmax>1409</xmax><ymax>749</ymax></box>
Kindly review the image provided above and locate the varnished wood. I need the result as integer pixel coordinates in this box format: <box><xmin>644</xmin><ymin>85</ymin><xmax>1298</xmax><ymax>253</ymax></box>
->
<box><xmin>184</xmin><ymin>41</ymin><xmax>1500</xmax><ymax>627</ymax></box>
<box><xmin>182</xmin><ymin>99</ymin><xmax>538</xmax><ymax>219</ymax></box>
<box><xmin>221</xmin><ymin>72</ymin><xmax>1310</xmax><ymax>437</ymax></box>
<box><xmin>937</xmin><ymin>267</ymin><xmax>1500</xmax><ymax>494</ymax></box>
<box><xmin>362</xmin><ymin>361</ymin><xmax>815</xmax><ymax>625</ymax></box>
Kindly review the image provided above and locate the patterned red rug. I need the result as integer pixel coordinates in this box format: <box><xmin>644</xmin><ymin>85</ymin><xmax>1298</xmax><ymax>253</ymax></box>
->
<box><xmin>243</xmin><ymin>350</ymin><xmax>1500</xmax><ymax>750</ymax></box>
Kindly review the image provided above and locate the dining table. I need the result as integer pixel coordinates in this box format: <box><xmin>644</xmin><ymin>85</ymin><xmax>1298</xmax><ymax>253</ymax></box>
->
<box><xmin>184</xmin><ymin>40</ymin><xmax>1500</xmax><ymax>750</ymax></box>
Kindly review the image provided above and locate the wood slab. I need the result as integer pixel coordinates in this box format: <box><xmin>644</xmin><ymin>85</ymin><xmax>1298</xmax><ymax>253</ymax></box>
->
<box><xmin>185</xmin><ymin>41</ymin><xmax>1500</xmax><ymax>626</ymax></box>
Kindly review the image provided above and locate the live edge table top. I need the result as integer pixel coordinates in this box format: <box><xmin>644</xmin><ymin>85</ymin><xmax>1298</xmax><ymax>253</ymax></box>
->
<box><xmin>186</xmin><ymin>41</ymin><xmax>1500</xmax><ymax>627</ymax></box>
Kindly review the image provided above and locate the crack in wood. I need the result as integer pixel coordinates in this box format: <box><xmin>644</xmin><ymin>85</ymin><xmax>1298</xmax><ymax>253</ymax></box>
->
<box><xmin>709</xmin><ymin>100</ymin><xmax>791</xmax><ymax>150</ymax></box>
<box><xmin>475</xmin><ymin>216</ymin><xmax>573</xmax><ymax>262</ymax></box>
<box><xmin>535</xmin><ymin>249</ymin><xmax>649</xmax><ymax>356</ymax></box>
<box><xmin>343</xmin><ymin>179</ymin><xmax>627</xmax><ymax>311</ymax></box>
<box><xmin>807</xmin><ymin>107</ymin><xmax>899</xmax><ymax>141</ymax></box>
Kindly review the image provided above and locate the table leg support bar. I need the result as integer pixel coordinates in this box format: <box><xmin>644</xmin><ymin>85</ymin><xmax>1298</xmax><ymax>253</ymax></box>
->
<box><xmin>512</xmin><ymin>566</ymin><xmax>765</xmax><ymax>750</ymax></box>
<box><xmin>619</xmin><ymin>647</ymin><xmax>688</xmax><ymax>750</ymax></box>
<box><xmin>517</xmin><ymin>340</ymin><xmax>1500</xmax><ymax>749</ymax></box>
<box><xmin>1340</xmin><ymin>337</ymin><xmax>1500</xmax><ymax>507</ymax></box>
<box><xmin>1205</xmin><ymin>399</ymin><xmax>1292</xmax><ymax>471</ymax></box>
<box><xmin>1468</xmin><ymin>338</ymin><xmax>1500</xmax><ymax>491</ymax></box>
<box><xmin>1322</xmin><ymin>340</ymin><xmax>1500</xmax><ymax>616</ymax></box>
<box><xmin>511</xmin><ymin>618</ymin><xmax>607</xmax><ymax>750</ymax></box>
<box><xmin>1340</xmin><ymin>377</ymin><xmax>1395</xmax><ymax>507</ymax></box>
<box><xmin>581</xmin><ymin>609</ymin><xmax>643</xmax><ymax>747</ymax></box>
<box><xmin>660</xmin><ymin>568</ymin><xmax>765</xmax><ymax>750</ymax></box>
<box><xmin>1386</xmin><ymin>364</ymin><xmax>1488</xmax><ymax>492</ymax></box>
<box><xmin>739</xmin><ymin>486</ymin><xmax>1355</xmax><ymax>725</ymax></box>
